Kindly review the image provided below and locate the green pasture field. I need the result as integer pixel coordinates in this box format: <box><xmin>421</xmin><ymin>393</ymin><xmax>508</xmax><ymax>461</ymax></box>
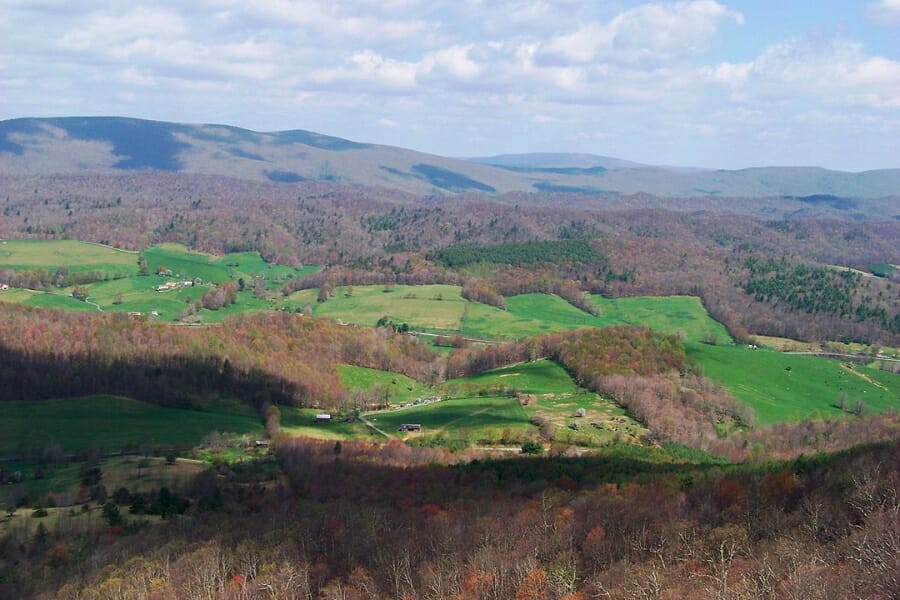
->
<box><xmin>142</xmin><ymin>244</ymin><xmax>234</xmax><ymax>284</ymax></box>
<box><xmin>462</xmin><ymin>293</ymin><xmax>601</xmax><ymax>339</ymax></box>
<box><xmin>0</xmin><ymin>395</ymin><xmax>263</xmax><ymax>455</ymax></box>
<box><xmin>211</xmin><ymin>252</ymin><xmax>319</xmax><ymax>290</ymax></box>
<box><xmin>339</xmin><ymin>360</ymin><xmax>645</xmax><ymax>447</ymax></box>
<box><xmin>24</xmin><ymin>292</ymin><xmax>99</xmax><ymax>312</ymax></box>
<box><xmin>0</xmin><ymin>240</ymin><xmax>317</xmax><ymax>321</ymax></box>
<box><xmin>445</xmin><ymin>360</ymin><xmax>647</xmax><ymax>445</ymax></box>
<box><xmin>337</xmin><ymin>365</ymin><xmax>433</xmax><ymax>404</ymax></box>
<box><xmin>191</xmin><ymin>291</ymin><xmax>275</xmax><ymax>323</ymax></box>
<box><xmin>144</xmin><ymin>244</ymin><xmax>317</xmax><ymax>287</ymax></box>
<box><xmin>0</xmin><ymin>288</ymin><xmax>36</xmax><ymax>303</ymax></box>
<box><xmin>290</xmin><ymin>287</ymin><xmax>730</xmax><ymax>344</ymax></box>
<box><xmin>291</xmin><ymin>284</ymin><xmax>468</xmax><ymax>331</ymax></box>
<box><xmin>279</xmin><ymin>407</ymin><xmax>372</xmax><ymax>440</ymax></box>
<box><xmin>0</xmin><ymin>239</ymin><xmax>137</xmax><ymax>274</ymax></box>
<box><xmin>689</xmin><ymin>343</ymin><xmax>900</xmax><ymax>424</ymax></box>
<box><xmin>367</xmin><ymin>395</ymin><xmax>532</xmax><ymax>443</ymax></box>
<box><xmin>585</xmin><ymin>295</ymin><xmax>733</xmax><ymax>344</ymax></box>
<box><xmin>460</xmin><ymin>293</ymin><xmax>730</xmax><ymax>343</ymax></box>
<box><xmin>448</xmin><ymin>359</ymin><xmax>579</xmax><ymax>396</ymax></box>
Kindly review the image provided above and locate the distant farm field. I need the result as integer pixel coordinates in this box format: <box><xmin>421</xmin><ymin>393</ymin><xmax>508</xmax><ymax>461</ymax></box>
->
<box><xmin>0</xmin><ymin>239</ymin><xmax>137</xmax><ymax>273</ymax></box>
<box><xmin>462</xmin><ymin>293</ymin><xmax>600</xmax><ymax>339</ymax></box>
<box><xmin>288</xmin><ymin>285</ymin><xmax>729</xmax><ymax>344</ymax></box>
<box><xmin>337</xmin><ymin>364</ymin><xmax>433</xmax><ymax>404</ymax></box>
<box><xmin>689</xmin><ymin>343</ymin><xmax>900</xmax><ymax>424</ymax></box>
<box><xmin>289</xmin><ymin>284</ymin><xmax>468</xmax><ymax>331</ymax></box>
<box><xmin>342</xmin><ymin>360</ymin><xmax>646</xmax><ymax>447</ymax></box>
<box><xmin>0</xmin><ymin>395</ymin><xmax>263</xmax><ymax>454</ymax></box>
<box><xmin>586</xmin><ymin>295</ymin><xmax>733</xmax><ymax>344</ymax></box>
<box><xmin>279</xmin><ymin>407</ymin><xmax>372</xmax><ymax>440</ymax></box>
<box><xmin>0</xmin><ymin>240</ymin><xmax>319</xmax><ymax>322</ymax></box>
<box><xmin>445</xmin><ymin>360</ymin><xmax>646</xmax><ymax>445</ymax></box>
<box><xmin>367</xmin><ymin>396</ymin><xmax>531</xmax><ymax>442</ymax></box>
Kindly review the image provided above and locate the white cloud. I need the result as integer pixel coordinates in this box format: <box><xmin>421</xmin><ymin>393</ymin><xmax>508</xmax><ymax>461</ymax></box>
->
<box><xmin>2</xmin><ymin>1</ymin><xmax>899</xmax><ymax>169</ymax></box>
<box><xmin>536</xmin><ymin>1</ymin><xmax>743</xmax><ymax>66</ymax></box>
<box><xmin>867</xmin><ymin>0</ymin><xmax>900</xmax><ymax>25</ymax></box>
<box><xmin>308</xmin><ymin>50</ymin><xmax>418</xmax><ymax>92</ymax></box>
<box><xmin>419</xmin><ymin>45</ymin><xmax>484</xmax><ymax>82</ymax></box>
<box><xmin>60</xmin><ymin>7</ymin><xmax>188</xmax><ymax>49</ymax></box>
<box><xmin>713</xmin><ymin>37</ymin><xmax>900</xmax><ymax>111</ymax></box>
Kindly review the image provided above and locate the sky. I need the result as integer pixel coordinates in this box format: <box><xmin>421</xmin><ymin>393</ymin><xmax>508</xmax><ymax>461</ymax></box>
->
<box><xmin>1</xmin><ymin>0</ymin><xmax>899</xmax><ymax>171</ymax></box>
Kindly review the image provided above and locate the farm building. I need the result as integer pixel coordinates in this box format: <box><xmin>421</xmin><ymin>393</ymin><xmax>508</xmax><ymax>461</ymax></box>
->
<box><xmin>315</xmin><ymin>413</ymin><xmax>332</xmax><ymax>423</ymax></box>
<box><xmin>398</xmin><ymin>423</ymin><xmax>421</xmax><ymax>432</ymax></box>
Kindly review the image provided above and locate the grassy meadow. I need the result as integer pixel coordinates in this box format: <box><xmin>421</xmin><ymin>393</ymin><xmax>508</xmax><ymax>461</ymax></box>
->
<box><xmin>0</xmin><ymin>240</ymin><xmax>318</xmax><ymax>322</ymax></box>
<box><xmin>0</xmin><ymin>395</ymin><xmax>263</xmax><ymax>455</ymax></box>
<box><xmin>585</xmin><ymin>295</ymin><xmax>733</xmax><ymax>344</ymax></box>
<box><xmin>0</xmin><ymin>239</ymin><xmax>137</xmax><ymax>274</ymax></box>
<box><xmin>279</xmin><ymin>407</ymin><xmax>372</xmax><ymax>440</ymax></box>
<box><xmin>689</xmin><ymin>343</ymin><xmax>900</xmax><ymax>424</ymax></box>
<box><xmin>286</xmin><ymin>284</ymin><xmax>468</xmax><ymax>331</ymax></box>
<box><xmin>367</xmin><ymin>396</ymin><xmax>531</xmax><ymax>442</ymax></box>
<box><xmin>287</xmin><ymin>284</ymin><xmax>731</xmax><ymax>345</ymax></box>
<box><xmin>337</xmin><ymin>364</ymin><xmax>433</xmax><ymax>404</ymax></box>
<box><xmin>339</xmin><ymin>360</ymin><xmax>647</xmax><ymax>447</ymax></box>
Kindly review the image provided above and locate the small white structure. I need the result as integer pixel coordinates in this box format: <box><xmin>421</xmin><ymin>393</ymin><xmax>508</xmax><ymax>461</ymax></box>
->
<box><xmin>315</xmin><ymin>413</ymin><xmax>332</xmax><ymax>423</ymax></box>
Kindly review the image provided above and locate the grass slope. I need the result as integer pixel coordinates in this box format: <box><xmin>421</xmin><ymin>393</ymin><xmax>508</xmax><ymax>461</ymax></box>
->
<box><xmin>279</xmin><ymin>407</ymin><xmax>371</xmax><ymax>440</ymax></box>
<box><xmin>447</xmin><ymin>360</ymin><xmax>646</xmax><ymax>445</ymax></box>
<box><xmin>367</xmin><ymin>396</ymin><xmax>530</xmax><ymax>441</ymax></box>
<box><xmin>0</xmin><ymin>240</ymin><xmax>319</xmax><ymax>322</ymax></box>
<box><xmin>463</xmin><ymin>293</ymin><xmax>601</xmax><ymax>339</ymax></box>
<box><xmin>586</xmin><ymin>295</ymin><xmax>733</xmax><ymax>344</ymax></box>
<box><xmin>290</xmin><ymin>285</ymin><xmax>467</xmax><ymax>331</ymax></box>
<box><xmin>0</xmin><ymin>395</ymin><xmax>263</xmax><ymax>454</ymax></box>
<box><xmin>689</xmin><ymin>343</ymin><xmax>900</xmax><ymax>424</ymax></box>
<box><xmin>0</xmin><ymin>239</ymin><xmax>137</xmax><ymax>274</ymax></box>
<box><xmin>337</xmin><ymin>365</ymin><xmax>433</xmax><ymax>404</ymax></box>
<box><xmin>461</xmin><ymin>293</ymin><xmax>730</xmax><ymax>344</ymax></box>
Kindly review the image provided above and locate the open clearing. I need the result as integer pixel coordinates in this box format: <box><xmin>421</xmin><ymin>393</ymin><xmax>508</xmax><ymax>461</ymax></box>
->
<box><xmin>0</xmin><ymin>240</ymin><xmax>318</xmax><ymax>322</ymax></box>
<box><xmin>0</xmin><ymin>239</ymin><xmax>137</xmax><ymax>274</ymax></box>
<box><xmin>0</xmin><ymin>395</ymin><xmax>263</xmax><ymax>455</ymax></box>
<box><xmin>348</xmin><ymin>360</ymin><xmax>645</xmax><ymax>447</ymax></box>
<box><xmin>337</xmin><ymin>364</ymin><xmax>433</xmax><ymax>404</ymax></box>
<box><xmin>279</xmin><ymin>407</ymin><xmax>372</xmax><ymax>440</ymax></box>
<box><xmin>288</xmin><ymin>284</ymin><xmax>467</xmax><ymax>331</ymax></box>
<box><xmin>689</xmin><ymin>343</ymin><xmax>900</xmax><ymax>424</ymax></box>
<box><xmin>289</xmin><ymin>285</ymin><xmax>730</xmax><ymax>344</ymax></box>
<box><xmin>585</xmin><ymin>295</ymin><xmax>733</xmax><ymax>344</ymax></box>
<box><xmin>446</xmin><ymin>360</ymin><xmax>646</xmax><ymax>445</ymax></box>
<box><xmin>367</xmin><ymin>396</ymin><xmax>532</xmax><ymax>443</ymax></box>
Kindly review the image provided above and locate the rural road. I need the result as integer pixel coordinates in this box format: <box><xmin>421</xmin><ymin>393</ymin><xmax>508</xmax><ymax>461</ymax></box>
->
<box><xmin>783</xmin><ymin>351</ymin><xmax>900</xmax><ymax>363</ymax></box>
<box><xmin>359</xmin><ymin>414</ymin><xmax>391</xmax><ymax>438</ymax></box>
<box><xmin>412</xmin><ymin>331</ymin><xmax>497</xmax><ymax>344</ymax></box>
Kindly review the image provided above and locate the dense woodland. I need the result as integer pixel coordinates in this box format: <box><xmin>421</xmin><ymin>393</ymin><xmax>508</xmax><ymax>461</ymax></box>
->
<box><xmin>2</xmin><ymin>437</ymin><xmax>898</xmax><ymax>599</ymax></box>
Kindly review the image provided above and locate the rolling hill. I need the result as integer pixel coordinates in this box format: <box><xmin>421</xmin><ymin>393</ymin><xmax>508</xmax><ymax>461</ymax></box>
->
<box><xmin>2</xmin><ymin>116</ymin><xmax>900</xmax><ymax>199</ymax></box>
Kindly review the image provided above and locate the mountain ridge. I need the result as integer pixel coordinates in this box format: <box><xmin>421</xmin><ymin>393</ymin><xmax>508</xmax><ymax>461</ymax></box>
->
<box><xmin>2</xmin><ymin>116</ymin><xmax>899</xmax><ymax>198</ymax></box>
